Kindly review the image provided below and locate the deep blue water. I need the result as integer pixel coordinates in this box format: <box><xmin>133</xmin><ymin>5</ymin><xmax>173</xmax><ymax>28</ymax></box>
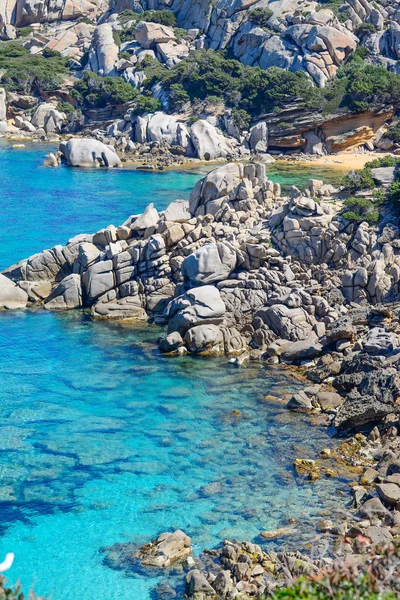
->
<box><xmin>0</xmin><ymin>142</ymin><xmax>347</xmax><ymax>599</ymax></box>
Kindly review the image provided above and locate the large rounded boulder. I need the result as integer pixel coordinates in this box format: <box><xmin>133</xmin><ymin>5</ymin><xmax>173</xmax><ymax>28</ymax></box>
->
<box><xmin>59</xmin><ymin>138</ymin><xmax>121</xmax><ymax>168</ymax></box>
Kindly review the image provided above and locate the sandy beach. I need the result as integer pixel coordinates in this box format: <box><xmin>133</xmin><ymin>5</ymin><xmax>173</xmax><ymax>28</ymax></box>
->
<box><xmin>293</xmin><ymin>150</ymin><xmax>392</xmax><ymax>170</ymax></box>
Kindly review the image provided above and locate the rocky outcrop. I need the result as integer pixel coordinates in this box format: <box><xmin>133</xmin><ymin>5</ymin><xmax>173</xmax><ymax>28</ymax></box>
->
<box><xmin>59</xmin><ymin>138</ymin><xmax>121</xmax><ymax>167</ymax></box>
<box><xmin>135</xmin><ymin>530</ymin><xmax>192</xmax><ymax>568</ymax></box>
<box><xmin>1</xmin><ymin>0</ymin><xmax>104</xmax><ymax>29</ymax></box>
<box><xmin>31</xmin><ymin>103</ymin><xmax>65</xmax><ymax>135</ymax></box>
<box><xmin>87</xmin><ymin>23</ymin><xmax>119</xmax><ymax>76</ymax></box>
<box><xmin>0</xmin><ymin>274</ymin><xmax>28</xmax><ymax>309</ymax></box>
<box><xmin>134</xmin><ymin>21</ymin><xmax>175</xmax><ymax>49</ymax></box>
<box><xmin>190</xmin><ymin>120</ymin><xmax>235</xmax><ymax>161</ymax></box>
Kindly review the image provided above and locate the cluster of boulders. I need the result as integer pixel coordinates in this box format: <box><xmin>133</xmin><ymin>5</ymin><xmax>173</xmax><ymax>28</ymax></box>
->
<box><xmin>0</xmin><ymin>0</ymin><xmax>105</xmax><ymax>38</ymax></box>
<box><xmin>4</xmin><ymin>157</ymin><xmax>400</xmax><ymax>431</ymax></box>
<box><xmin>2</xmin><ymin>0</ymin><xmax>399</xmax><ymax>157</ymax></box>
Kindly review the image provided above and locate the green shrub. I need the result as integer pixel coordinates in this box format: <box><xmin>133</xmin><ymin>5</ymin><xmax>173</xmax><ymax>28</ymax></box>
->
<box><xmin>342</xmin><ymin>196</ymin><xmax>380</xmax><ymax>223</ymax></box>
<box><xmin>57</xmin><ymin>101</ymin><xmax>75</xmax><ymax>114</ymax></box>
<box><xmin>248</xmin><ymin>7</ymin><xmax>273</xmax><ymax>28</ymax></box>
<box><xmin>131</xmin><ymin>94</ymin><xmax>162</xmax><ymax>114</ymax></box>
<box><xmin>342</xmin><ymin>168</ymin><xmax>375</xmax><ymax>192</ymax></box>
<box><xmin>386</xmin><ymin>126</ymin><xmax>400</xmax><ymax>143</ymax></box>
<box><xmin>0</xmin><ymin>48</ymin><xmax>67</xmax><ymax>93</ymax></box>
<box><xmin>73</xmin><ymin>71</ymin><xmax>137</xmax><ymax>107</ymax></box>
<box><xmin>112</xmin><ymin>29</ymin><xmax>121</xmax><ymax>47</ymax></box>
<box><xmin>42</xmin><ymin>47</ymin><xmax>62</xmax><ymax>59</ymax></box>
<box><xmin>231</xmin><ymin>108</ymin><xmax>251</xmax><ymax>131</ymax></box>
<box><xmin>78</xmin><ymin>16</ymin><xmax>94</xmax><ymax>24</ymax></box>
<box><xmin>174</xmin><ymin>27</ymin><xmax>188</xmax><ymax>41</ymax></box>
<box><xmin>141</xmin><ymin>9</ymin><xmax>176</xmax><ymax>26</ymax></box>
<box><xmin>389</xmin><ymin>180</ymin><xmax>400</xmax><ymax>203</ymax></box>
<box><xmin>355</xmin><ymin>22</ymin><xmax>377</xmax><ymax>37</ymax></box>
<box><xmin>119</xmin><ymin>51</ymin><xmax>132</xmax><ymax>60</ymax></box>
<box><xmin>143</xmin><ymin>49</ymin><xmax>319</xmax><ymax>116</ymax></box>
<box><xmin>365</xmin><ymin>155</ymin><xmax>399</xmax><ymax>168</ymax></box>
<box><xmin>16</xmin><ymin>26</ymin><xmax>33</xmax><ymax>37</ymax></box>
<box><xmin>169</xmin><ymin>83</ymin><xmax>190</xmax><ymax>110</ymax></box>
<box><xmin>334</xmin><ymin>60</ymin><xmax>400</xmax><ymax>113</ymax></box>
<box><xmin>188</xmin><ymin>116</ymin><xmax>199</xmax><ymax>125</ymax></box>
<box><xmin>272</xmin><ymin>572</ymin><xmax>396</xmax><ymax>599</ymax></box>
<box><xmin>204</xmin><ymin>94</ymin><xmax>224</xmax><ymax>107</ymax></box>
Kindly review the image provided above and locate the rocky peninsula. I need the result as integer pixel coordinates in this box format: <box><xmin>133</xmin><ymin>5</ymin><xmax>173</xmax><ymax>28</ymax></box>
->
<box><xmin>2</xmin><ymin>147</ymin><xmax>400</xmax><ymax>596</ymax></box>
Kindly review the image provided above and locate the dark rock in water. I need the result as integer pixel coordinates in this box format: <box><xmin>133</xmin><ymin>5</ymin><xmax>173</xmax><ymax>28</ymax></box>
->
<box><xmin>153</xmin><ymin>581</ymin><xmax>177</xmax><ymax>599</ymax></box>
<box><xmin>199</xmin><ymin>481</ymin><xmax>222</xmax><ymax>498</ymax></box>
<box><xmin>186</xmin><ymin>569</ymin><xmax>215</xmax><ymax>597</ymax></box>
<box><xmin>287</xmin><ymin>391</ymin><xmax>312</xmax><ymax>412</ymax></box>
<box><xmin>101</xmin><ymin>530</ymin><xmax>192</xmax><ymax>574</ymax></box>
<box><xmin>100</xmin><ymin>540</ymin><xmax>139</xmax><ymax>572</ymax></box>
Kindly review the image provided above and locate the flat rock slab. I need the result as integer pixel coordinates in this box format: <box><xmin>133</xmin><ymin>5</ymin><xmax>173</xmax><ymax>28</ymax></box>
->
<box><xmin>136</xmin><ymin>530</ymin><xmax>192</xmax><ymax>568</ymax></box>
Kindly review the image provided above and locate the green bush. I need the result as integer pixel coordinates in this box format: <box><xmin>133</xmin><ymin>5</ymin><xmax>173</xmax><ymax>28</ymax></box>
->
<box><xmin>57</xmin><ymin>101</ymin><xmax>75</xmax><ymax>114</ymax></box>
<box><xmin>16</xmin><ymin>26</ymin><xmax>33</xmax><ymax>37</ymax></box>
<box><xmin>231</xmin><ymin>108</ymin><xmax>251</xmax><ymax>131</ymax></box>
<box><xmin>143</xmin><ymin>49</ymin><xmax>319</xmax><ymax>116</ymax></box>
<box><xmin>248</xmin><ymin>7</ymin><xmax>273</xmax><ymax>28</ymax></box>
<box><xmin>389</xmin><ymin>180</ymin><xmax>400</xmax><ymax>203</ymax></box>
<box><xmin>342</xmin><ymin>168</ymin><xmax>375</xmax><ymax>192</ymax></box>
<box><xmin>112</xmin><ymin>29</ymin><xmax>121</xmax><ymax>47</ymax></box>
<box><xmin>354</xmin><ymin>22</ymin><xmax>377</xmax><ymax>37</ymax></box>
<box><xmin>131</xmin><ymin>94</ymin><xmax>162</xmax><ymax>114</ymax></box>
<box><xmin>342</xmin><ymin>196</ymin><xmax>380</xmax><ymax>223</ymax></box>
<box><xmin>0</xmin><ymin>574</ymin><xmax>44</xmax><ymax>600</ymax></box>
<box><xmin>272</xmin><ymin>572</ymin><xmax>396</xmax><ymax>599</ymax></box>
<box><xmin>365</xmin><ymin>155</ymin><xmax>399</xmax><ymax>168</ymax></box>
<box><xmin>0</xmin><ymin>42</ymin><xmax>68</xmax><ymax>93</ymax></box>
<box><xmin>141</xmin><ymin>9</ymin><xmax>176</xmax><ymax>26</ymax></box>
<box><xmin>169</xmin><ymin>83</ymin><xmax>190</xmax><ymax>110</ymax></box>
<box><xmin>78</xmin><ymin>16</ymin><xmax>94</xmax><ymax>25</ymax></box>
<box><xmin>386</xmin><ymin>126</ymin><xmax>400</xmax><ymax>143</ymax></box>
<box><xmin>333</xmin><ymin>60</ymin><xmax>400</xmax><ymax>113</ymax></box>
<box><xmin>73</xmin><ymin>71</ymin><xmax>137</xmax><ymax>107</ymax></box>
<box><xmin>174</xmin><ymin>27</ymin><xmax>188</xmax><ymax>41</ymax></box>
<box><xmin>42</xmin><ymin>47</ymin><xmax>62</xmax><ymax>59</ymax></box>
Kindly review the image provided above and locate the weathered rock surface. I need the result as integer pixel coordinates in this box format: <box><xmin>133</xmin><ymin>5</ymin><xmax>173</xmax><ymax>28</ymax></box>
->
<box><xmin>0</xmin><ymin>274</ymin><xmax>28</xmax><ymax>309</ymax></box>
<box><xmin>59</xmin><ymin>138</ymin><xmax>121</xmax><ymax>168</ymax></box>
<box><xmin>136</xmin><ymin>530</ymin><xmax>192</xmax><ymax>568</ymax></box>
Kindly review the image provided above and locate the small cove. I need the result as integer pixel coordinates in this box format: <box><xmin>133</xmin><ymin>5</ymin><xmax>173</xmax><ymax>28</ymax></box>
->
<box><xmin>0</xmin><ymin>142</ymin><xmax>350</xmax><ymax>599</ymax></box>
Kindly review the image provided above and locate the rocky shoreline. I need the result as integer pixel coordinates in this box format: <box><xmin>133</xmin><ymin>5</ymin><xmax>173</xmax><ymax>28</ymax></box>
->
<box><xmin>2</xmin><ymin>153</ymin><xmax>400</xmax><ymax>596</ymax></box>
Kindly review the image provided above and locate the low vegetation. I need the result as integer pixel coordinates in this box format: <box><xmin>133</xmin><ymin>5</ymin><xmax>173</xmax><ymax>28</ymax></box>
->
<box><xmin>342</xmin><ymin>156</ymin><xmax>398</xmax><ymax>192</ymax></box>
<box><xmin>342</xmin><ymin>196</ymin><xmax>380</xmax><ymax>224</ymax></box>
<box><xmin>140</xmin><ymin>49</ymin><xmax>400</xmax><ymax>119</ymax></box>
<box><xmin>72</xmin><ymin>71</ymin><xmax>137</xmax><ymax>108</ymax></box>
<box><xmin>272</xmin><ymin>543</ymin><xmax>400</xmax><ymax>600</ymax></box>
<box><xmin>0</xmin><ymin>41</ymin><xmax>67</xmax><ymax>94</ymax></box>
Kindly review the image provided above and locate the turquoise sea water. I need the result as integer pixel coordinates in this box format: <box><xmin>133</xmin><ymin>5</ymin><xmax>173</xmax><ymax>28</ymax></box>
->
<box><xmin>0</xmin><ymin>142</ymin><xmax>347</xmax><ymax>599</ymax></box>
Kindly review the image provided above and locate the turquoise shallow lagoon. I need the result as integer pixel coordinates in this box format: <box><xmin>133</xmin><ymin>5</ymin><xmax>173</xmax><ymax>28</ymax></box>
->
<box><xmin>0</xmin><ymin>142</ymin><xmax>347</xmax><ymax>599</ymax></box>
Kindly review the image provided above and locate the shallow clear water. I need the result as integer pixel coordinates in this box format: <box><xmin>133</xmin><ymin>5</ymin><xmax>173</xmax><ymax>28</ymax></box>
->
<box><xmin>0</xmin><ymin>143</ymin><xmax>347</xmax><ymax>599</ymax></box>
